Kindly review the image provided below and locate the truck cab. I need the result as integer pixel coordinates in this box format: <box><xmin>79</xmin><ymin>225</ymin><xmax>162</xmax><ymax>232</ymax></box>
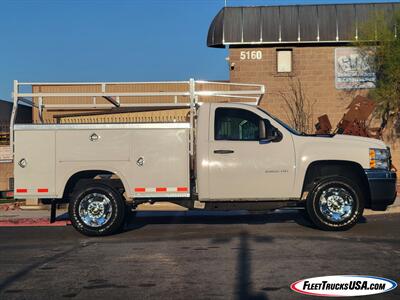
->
<box><xmin>197</xmin><ymin>102</ymin><xmax>396</xmax><ymax>230</ymax></box>
<box><xmin>196</xmin><ymin>103</ymin><xmax>295</xmax><ymax>201</ymax></box>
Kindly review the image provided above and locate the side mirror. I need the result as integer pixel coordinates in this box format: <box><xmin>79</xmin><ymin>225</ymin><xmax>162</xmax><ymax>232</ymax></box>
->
<box><xmin>259</xmin><ymin>136</ymin><xmax>277</xmax><ymax>144</ymax></box>
<box><xmin>259</xmin><ymin>120</ymin><xmax>282</xmax><ymax>144</ymax></box>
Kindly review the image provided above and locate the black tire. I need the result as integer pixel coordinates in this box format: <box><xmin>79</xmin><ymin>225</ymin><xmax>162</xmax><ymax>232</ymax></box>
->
<box><xmin>299</xmin><ymin>207</ymin><xmax>311</xmax><ymax>221</ymax></box>
<box><xmin>306</xmin><ymin>176</ymin><xmax>364</xmax><ymax>231</ymax></box>
<box><xmin>69</xmin><ymin>182</ymin><xmax>126</xmax><ymax>236</ymax></box>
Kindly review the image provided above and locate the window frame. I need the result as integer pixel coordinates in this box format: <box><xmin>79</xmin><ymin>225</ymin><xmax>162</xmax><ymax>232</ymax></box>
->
<box><xmin>276</xmin><ymin>49</ymin><xmax>293</xmax><ymax>73</ymax></box>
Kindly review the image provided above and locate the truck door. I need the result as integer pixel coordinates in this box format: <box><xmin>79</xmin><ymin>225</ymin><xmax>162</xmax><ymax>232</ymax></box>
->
<box><xmin>208</xmin><ymin>104</ymin><xmax>295</xmax><ymax>200</ymax></box>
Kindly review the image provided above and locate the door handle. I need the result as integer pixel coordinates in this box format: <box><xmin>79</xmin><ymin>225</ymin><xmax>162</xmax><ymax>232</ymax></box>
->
<box><xmin>213</xmin><ymin>149</ymin><xmax>234</xmax><ymax>154</ymax></box>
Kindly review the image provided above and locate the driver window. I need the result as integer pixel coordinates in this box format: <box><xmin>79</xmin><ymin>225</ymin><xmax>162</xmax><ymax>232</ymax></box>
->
<box><xmin>214</xmin><ymin>108</ymin><xmax>262</xmax><ymax>141</ymax></box>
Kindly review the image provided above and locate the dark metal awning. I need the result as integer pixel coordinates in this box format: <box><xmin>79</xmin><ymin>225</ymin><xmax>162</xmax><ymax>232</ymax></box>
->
<box><xmin>207</xmin><ymin>2</ymin><xmax>400</xmax><ymax>47</ymax></box>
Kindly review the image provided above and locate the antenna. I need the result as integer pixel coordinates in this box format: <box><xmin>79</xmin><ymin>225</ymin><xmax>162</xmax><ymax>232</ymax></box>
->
<box><xmin>224</xmin><ymin>0</ymin><xmax>227</xmax><ymax>7</ymax></box>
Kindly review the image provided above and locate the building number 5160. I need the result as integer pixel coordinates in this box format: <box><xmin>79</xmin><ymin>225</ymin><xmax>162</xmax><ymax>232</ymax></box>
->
<box><xmin>240</xmin><ymin>50</ymin><xmax>262</xmax><ymax>60</ymax></box>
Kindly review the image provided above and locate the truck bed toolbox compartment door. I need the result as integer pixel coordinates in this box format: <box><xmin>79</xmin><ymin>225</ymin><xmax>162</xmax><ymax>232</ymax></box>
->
<box><xmin>56</xmin><ymin>130</ymin><xmax>130</xmax><ymax>162</ymax></box>
<box><xmin>131</xmin><ymin>129</ymin><xmax>190</xmax><ymax>197</ymax></box>
<box><xmin>14</xmin><ymin>130</ymin><xmax>56</xmax><ymax>198</ymax></box>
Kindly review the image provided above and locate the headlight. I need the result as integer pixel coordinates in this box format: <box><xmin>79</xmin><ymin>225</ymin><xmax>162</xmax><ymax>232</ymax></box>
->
<box><xmin>369</xmin><ymin>148</ymin><xmax>390</xmax><ymax>169</ymax></box>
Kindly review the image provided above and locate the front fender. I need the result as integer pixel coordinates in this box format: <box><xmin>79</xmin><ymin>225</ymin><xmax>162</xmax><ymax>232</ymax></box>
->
<box><xmin>292</xmin><ymin>135</ymin><xmax>373</xmax><ymax>197</ymax></box>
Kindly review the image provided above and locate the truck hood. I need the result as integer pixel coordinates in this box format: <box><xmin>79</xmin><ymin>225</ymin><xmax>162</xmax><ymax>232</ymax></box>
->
<box><xmin>332</xmin><ymin>134</ymin><xmax>386</xmax><ymax>148</ymax></box>
<box><xmin>292</xmin><ymin>133</ymin><xmax>387</xmax><ymax>170</ymax></box>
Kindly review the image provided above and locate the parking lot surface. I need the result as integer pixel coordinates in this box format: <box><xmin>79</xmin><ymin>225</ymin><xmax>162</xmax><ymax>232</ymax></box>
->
<box><xmin>0</xmin><ymin>211</ymin><xmax>399</xmax><ymax>299</ymax></box>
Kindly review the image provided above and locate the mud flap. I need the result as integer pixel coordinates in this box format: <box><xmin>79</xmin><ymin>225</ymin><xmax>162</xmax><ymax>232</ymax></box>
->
<box><xmin>50</xmin><ymin>199</ymin><xmax>57</xmax><ymax>223</ymax></box>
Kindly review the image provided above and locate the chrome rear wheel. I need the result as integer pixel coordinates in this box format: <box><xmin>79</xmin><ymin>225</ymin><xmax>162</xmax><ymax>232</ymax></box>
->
<box><xmin>69</xmin><ymin>182</ymin><xmax>125</xmax><ymax>236</ymax></box>
<box><xmin>78</xmin><ymin>193</ymin><xmax>113</xmax><ymax>227</ymax></box>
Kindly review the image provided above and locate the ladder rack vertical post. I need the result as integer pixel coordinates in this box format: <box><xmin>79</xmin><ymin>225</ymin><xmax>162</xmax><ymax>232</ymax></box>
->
<box><xmin>10</xmin><ymin>80</ymin><xmax>19</xmax><ymax>157</ymax></box>
<box><xmin>38</xmin><ymin>97</ymin><xmax>44</xmax><ymax>123</ymax></box>
<box><xmin>189</xmin><ymin>78</ymin><xmax>195</xmax><ymax>159</ymax></box>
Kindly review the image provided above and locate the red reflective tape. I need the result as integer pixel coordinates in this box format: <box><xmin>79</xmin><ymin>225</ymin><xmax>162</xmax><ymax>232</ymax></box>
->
<box><xmin>156</xmin><ymin>187</ymin><xmax>167</xmax><ymax>192</ymax></box>
<box><xmin>37</xmin><ymin>188</ymin><xmax>48</xmax><ymax>193</ymax></box>
<box><xmin>135</xmin><ymin>187</ymin><xmax>146</xmax><ymax>192</ymax></box>
<box><xmin>177</xmin><ymin>187</ymin><xmax>188</xmax><ymax>192</ymax></box>
<box><xmin>16</xmin><ymin>189</ymin><xmax>27</xmax><ymax>193</ymax></box>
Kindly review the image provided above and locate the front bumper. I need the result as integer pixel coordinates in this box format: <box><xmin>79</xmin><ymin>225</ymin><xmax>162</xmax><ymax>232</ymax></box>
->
<box><xmin>365</xmin><ymin>169</ymin><xmax>397</xmax><ymax>210</ymax></box>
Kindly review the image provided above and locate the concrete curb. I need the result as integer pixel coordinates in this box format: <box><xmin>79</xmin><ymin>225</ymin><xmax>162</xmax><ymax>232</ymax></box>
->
<box><xmin>0</xmin><ymin>218</ymin><xmax>70</xmax><ymax>227</ymax></box>
<box><xmin>0</xmin><ymin>202</ymin><xmax>22</xmax><ymax>211</ymax></box>
<box><xmin>364</xmin><ymin>206</ymin><xmax>400</xmax><ymax>216</ymax></box>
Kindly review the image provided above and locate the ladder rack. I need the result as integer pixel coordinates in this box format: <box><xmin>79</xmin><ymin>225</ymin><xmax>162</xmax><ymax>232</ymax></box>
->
<box><xmin>10</xmin><ymin>78</ymin><xmax>265</xmax><ymax>157</ymax></box>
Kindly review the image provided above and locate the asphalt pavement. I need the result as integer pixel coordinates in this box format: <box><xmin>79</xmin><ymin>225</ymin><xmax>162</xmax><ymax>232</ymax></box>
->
<box><xmin>0</xmin><ymin>210</ymin><xmax>399</xmax><ymax>300</ymax></box>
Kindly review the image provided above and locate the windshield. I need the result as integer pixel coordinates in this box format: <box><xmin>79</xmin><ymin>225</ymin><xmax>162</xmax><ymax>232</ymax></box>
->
<box><xmin>257</xmin><ymin>107</ymin><xmax>302</xmax><ymax>135</ymax></box>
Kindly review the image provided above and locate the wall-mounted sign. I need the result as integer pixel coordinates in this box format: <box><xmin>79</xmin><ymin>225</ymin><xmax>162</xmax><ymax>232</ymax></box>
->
<box><xmin>335</xmin><ymin>47</ymin><xmax>376</xmax><ymax>90</ymax></box>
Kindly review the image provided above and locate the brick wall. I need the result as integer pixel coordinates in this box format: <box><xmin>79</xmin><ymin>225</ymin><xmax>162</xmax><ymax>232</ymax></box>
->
<box><xmin>229</xmin><ymin>46</ymin><xmax>399</xmax><ymax>174</ymax></box>
<box><xmin>0</xmin><ymin>146</ymin><xmax>13</xmax><ymax>192</ymax></box>
<box><xmin>230</xmin><ymin>46</ymin><xmax>365</xmax><ymax>125</ymax></box>
<box><xmin>0</xmin><ymin>162</ymin><xmax>13</xmax><ymax>191</ymax></box>
<box><xmin>0</xmin><ymin>146</ymin><xmax>12</xmax><ymax>161</ymax></box>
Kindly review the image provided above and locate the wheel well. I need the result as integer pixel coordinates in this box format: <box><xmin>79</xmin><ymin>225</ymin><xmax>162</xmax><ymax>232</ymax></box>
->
<box><xmin>302</xmin><ymin>161</ymin><xmax>371</xmax><ymax>208</ymax></box>
<box><xmin>62</xmin><ymin>170</ymin><xmax>125</xmax><ymax>202</ymax></box>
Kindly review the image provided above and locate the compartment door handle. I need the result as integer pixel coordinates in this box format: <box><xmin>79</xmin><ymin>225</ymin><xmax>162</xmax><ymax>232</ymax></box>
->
<box><xmin>213</xmin><ymin>150</ymin><xmax>234</xmax><ymax>154</ymax></box>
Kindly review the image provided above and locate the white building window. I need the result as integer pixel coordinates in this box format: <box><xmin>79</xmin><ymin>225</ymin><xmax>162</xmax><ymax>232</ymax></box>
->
<box><xmin>277</xmin><ymin>50</ymin><xmax>292</xmax><ymax>73</ymax></box>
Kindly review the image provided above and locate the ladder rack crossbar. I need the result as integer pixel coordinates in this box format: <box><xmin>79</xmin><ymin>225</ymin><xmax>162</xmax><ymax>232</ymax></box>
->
<box><xmin>18</xmin><ymin>81</ymin><xmax>191</xmax><ymax>86</ymax></box>
<box><xmin>17</xmin><ymin>92</ymin><xmax>192</xmax><ymax>98</ymax></box>
<box><xmin>17</xmin><ymin>90</ymin><xmax>264</xmax><ymax>98</ymax></box>
<box><xmin>43</xmin><ymin>103</ymin><xmax>191</xmax><ymax>110</ymax></box>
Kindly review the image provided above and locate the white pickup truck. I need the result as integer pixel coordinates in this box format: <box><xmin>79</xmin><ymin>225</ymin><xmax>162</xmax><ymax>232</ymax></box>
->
<box><xmin>10</xmin><ymin>79</ymin><xmax>397</xmax><ymax>236</ymax></box>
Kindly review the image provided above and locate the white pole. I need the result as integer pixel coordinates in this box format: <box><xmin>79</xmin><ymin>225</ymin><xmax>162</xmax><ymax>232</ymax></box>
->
<box><xmin>10</xmin><ymin>80</ymin><xmax>19</xmax><ymax>158</ymax></box>
<box><xmin>189</xmin><ymin>78</ymin><xmax>195</xmax><ymax>157</ymax></box>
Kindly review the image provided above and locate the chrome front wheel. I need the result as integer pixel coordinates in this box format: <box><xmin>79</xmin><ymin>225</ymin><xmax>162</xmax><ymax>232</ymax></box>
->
<box><xmin>306</xmin><ymin>177</ymin><xmax>364</xmax><ymax>231</ymax></box>
<box><xmin>318</xmin><ymin>187</ymin><xmax>354</xmax><ymax>223</ymax></box>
